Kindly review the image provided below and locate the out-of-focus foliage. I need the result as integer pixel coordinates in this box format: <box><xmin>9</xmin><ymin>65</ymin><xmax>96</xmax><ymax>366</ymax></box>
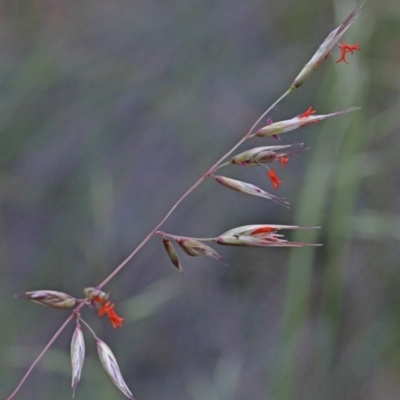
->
<box><xmin>1</xmin><ymin>1</ymin><xmax>400</xmax><ymax>399</ymax></box>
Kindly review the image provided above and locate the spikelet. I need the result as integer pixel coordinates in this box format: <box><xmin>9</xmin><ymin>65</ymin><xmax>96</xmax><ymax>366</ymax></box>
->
<box><xmin>214</xmin><ymin>175</ymin><xmax>289</xmax><ymax>208</ymax></box>
<box><xmin>230</xmin><ymin>144</ymin><xmax>304</xmax><ymax>166</ymax></box>
<box><xmin>291</xmin><ymin>2</ymin><xmax>364</xmax><ymax>88</ymax></box>
<box><xmin>215</xmin><ymin>224</ymin><xmax>320</xmax><ymax>247</ymax></box>
<box><xmin>96</xmin><ymin>338</ymin><xmax>135</xmax><ymax>399</ymax></box>
<box><xmin>255</xmin><ymin>107</ymin><xmax>359</xmax><ymax>137</ymax></box>
<box><xmin>162</xmin><ymin>237</ymin><xmax>184</xmax><ymax>272</ymax></box>
<box><xmin>16</xmin><ymin>290</ymin><xmax>76</xmax><ymax>309</ymax></box>
<box><xmin>176</xmin><ymin>238</ymin><xmax>226</xmax><ymax>266</ymax></box>
<box><xmin>70</xmin><ymin>322</ymin><xmax>85</xmax><ymax>398</ymax></box>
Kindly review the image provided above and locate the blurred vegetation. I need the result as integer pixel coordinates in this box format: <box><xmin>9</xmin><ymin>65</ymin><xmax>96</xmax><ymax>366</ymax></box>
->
<box><xmin>1</xmin><ymin>0</ymin><xmax>400</xmax><ymax>399</ymax></box>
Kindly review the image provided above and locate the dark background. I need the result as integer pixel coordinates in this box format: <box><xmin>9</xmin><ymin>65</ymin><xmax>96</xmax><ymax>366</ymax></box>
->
<box><xmin>2</xmin><ymin>1</ymin><xmax>400</xmax><ymax>399</ymax></box>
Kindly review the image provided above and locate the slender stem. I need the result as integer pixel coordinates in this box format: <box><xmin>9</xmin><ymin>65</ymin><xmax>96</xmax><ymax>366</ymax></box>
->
<box><xmin>6</xmin><ymin>305</ymin><xmax>83</xmax><ymax>400</ymax></box>
<box><xmin>97</xmin><ymin>175</ymin><xmax>206</xmax><ymax>289</ymax></box>
<box><xmin>157</xmin><ymin>231</ymin><xmax>216</xmax><ymax>242</ymax></box>
<box><xmin>98</xmin><ymin>87</ymin><xmax>293</xmax><ymax>289</ymax></box>
<box><xmin>212</xmin><ymin>161</ymin><xmax>230</xmax><ymax>171</ymax></box>
<box><xmin>205</xmin><ymin>88</ymin><xmax>293</xmax><ymax>176</ymax></box>
<box><xmin>79</xmin><ymin>317</ymin><xmax>98</xmax><ymax>340</ymax></box>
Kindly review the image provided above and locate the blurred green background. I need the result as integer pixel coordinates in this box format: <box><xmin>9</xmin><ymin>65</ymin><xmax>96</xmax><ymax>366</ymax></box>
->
<box><xmin>1</xmin><ymin>0</ymin><xmax>400</xmax><ymax>399</ymax></box>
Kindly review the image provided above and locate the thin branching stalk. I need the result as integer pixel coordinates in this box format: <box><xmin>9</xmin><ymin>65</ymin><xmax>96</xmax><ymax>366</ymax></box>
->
<box><xmin>8</xmin><ymin>4</ymin><xmax>363</xmax><ymax>398</ymax></box>
<box><xmin>79</xmin><ymin>316</ymin><xmax>98</xmax><ymax>339</ymax></box>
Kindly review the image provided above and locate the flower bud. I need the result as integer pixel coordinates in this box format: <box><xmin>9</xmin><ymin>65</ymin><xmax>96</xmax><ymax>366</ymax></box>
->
<box><xmin>176</xmin><ymin>238</ymin><xmax>226</xmax><ymax>265</ymax></box>
<box><xmin>255</xmin><ymin>107</ymin><xmax>359</xmax><ymax>138</ymax></box>
<box><xmin>214</xmin><ymin>175</ymin><xmax>289</xmax><ymax>207</ymax></box>
<box><xmin>16</xmin><ymin>290</ymin><xmax>76</xmax><ymax>309</ymax></box>
<box><xmin>71</xmin><ymin>322</ymin><xmax>85</xmax><ymax>398</ymax></box>
<box><xmin>162</xmin><ymin>237</ymin><xmax>184</xmax><ymax>272</ymax></box>
<box><xmin>96</xmin><ymin>338</ymin><xmax>134</xmax><ymax>399</ymax></box>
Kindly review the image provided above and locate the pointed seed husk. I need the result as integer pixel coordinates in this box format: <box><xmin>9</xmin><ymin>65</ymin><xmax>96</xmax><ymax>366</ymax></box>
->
<box><xmin>162</xmin><ymin>237</ymin><xmax>184</xmax><ymax>272</ymax></box>
<box><xmin>96</xmin><ymin>338</ymin><xmax>135</xmax><ymax>399</ymax></box>
<box><xmin>214</xmin><ymin>175</ymin><xmax>289</xmax><ymax>208</ymax></box>
<box><xmin>176</xmin><ymin>238</ymin><xmax>226</xmax><ymax>266</ymax></box>
<box><xmin>71</xmin><ymin>322</ymin><xmax>85</xmax><ymax>398</ymax></box>
<box><xmin>16</xmin><ymin>290</ymin><xmax>76</xmax><ymax>309</ymax></box>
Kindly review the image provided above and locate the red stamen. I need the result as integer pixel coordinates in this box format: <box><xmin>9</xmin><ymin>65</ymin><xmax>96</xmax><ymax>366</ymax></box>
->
<box><xmin>299</xmin><ymin>106</ymin><xmax>319</xmax><ymax>127</ymax></box>
<box><xmin>96</xmin><ymin>301</ymin><xmax>124</xmax><ymax>328</ymax></box>
<box><xmin>108</xmin><ymin>309</ymin><xmax>125</xmax><ymax>328</ymax></box>
<box><xmin>92</xmin><ymin>295</ymin><xmax>106</xmax><ymax>305</ymax></box>
<box><xmin>299</xmin><ymin>106</ymin><xmax>316</xmax><ymax>119</ymax></box>
<box><xmin>280</xmin><ymin>157</ymin><xmax>289</xmax><ymax>168</ymax></box>
<box><xmin>336</xmin><ymin>41</ymin><xmax>361</xmax><ymax>64</ymax></box>
<box><xmin>98</xmin><ymin>301</ymin><xmax>114</xmax><ymax>316</ymax></box>
<box><xmin>268</xmin><ymin>169</ymin><xmax>282</xmax><ymax>190</ymax></box>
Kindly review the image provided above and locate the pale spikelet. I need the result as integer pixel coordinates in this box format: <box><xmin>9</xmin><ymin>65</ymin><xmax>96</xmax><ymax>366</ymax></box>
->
<box><xmin>83</xmin><ymin>287</ymin><xmax>110</xmax><ymax>302</ymax></box>
<box><xmin>255</xmin><ymin>107</ymin><xmax>359</xmax><ymax>137</ymax></box>
<box><xmin>291</xmin><ymin>2</ymin><xmax>364</xmax><ymax>89</ymax></box>
<box><xmin>16</xmin><ymin>290</ymin><xmax>76</xmax><ymax>309</ymax></box>
<box><xmin>218</xmin><ymin>224</ymin><xmax>315</xmax><ymax>236</ymax></box>
<box><xmin>96</xmin><ymin>338</ymin><xmax>135</xmax><ymax>399</ymax></box>
<box><xmin>176</xmin><ymin>238</ymin><xmax>226</xmax><ymax>265</ymax></box>
<box><xmin>230</xmin><ymin>144</ymin><xmax>304</xmax><ymax>166</ymax></box>
<box><xmin>71</xmin><ymin>322</ymin><xmax>85</xmax><ymax>398</ymax></box>
<box><xmin>215</xmin><ymin>224</ymin><xmax>320</xmax><ymax>247</ymax></box>
<box><xmin>162</xmin><ymin>237</ymin><xmax>184</xmax><ymax>272</ymax></box>
<box><xmin>214</xmin><ymin>175</ymin><xmax>289</xmax><ymax>208</ymax></box>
